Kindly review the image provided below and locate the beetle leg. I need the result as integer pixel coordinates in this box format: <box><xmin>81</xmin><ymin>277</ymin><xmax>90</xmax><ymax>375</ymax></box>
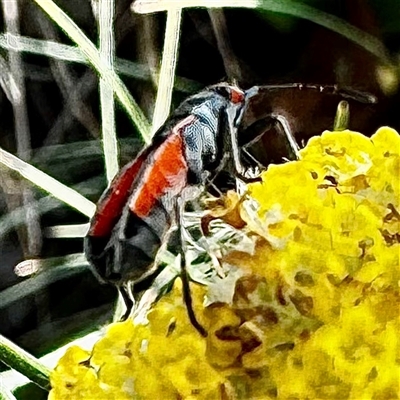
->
<box><xmin>225</xmin><ymin>105</ymin><xmax>262</xmax><ymax>184</ymax></box>
<box><xmin>234</xmin><ymin>172</ymin><xmax>262</xmax><ymax>183</ymax></box>
<box><xmin>118</xmin><ymin>283</ymin><xmax>134</xmax><ymax>321</ymax></box>
<box><xmin>180</xmin><ymin>251</ymin><xmax>207</xmax><ymax>337</ymax></box>
<box><xmin>176</xmin><ymin>197</ymin><xmax>207</xmax><ymax>337</ymax></box>
<box><xmin>226</xmin><ymin>108</ymin><xmax>247</xmax><ymax>177</ymax></box>
<box><xmin>242</xmin><ymin>147</ymin><xmax>266</xmax><ymax>171</ymax></box>
<box><xmin>271</xmin><ymin>114</ymin><xmax>301</xmax><ymax>160</ymax></box>
<box><xmin>201</xmin><ymin>154</ymin><xmax>230</xmax><ymax>197</ymax></box>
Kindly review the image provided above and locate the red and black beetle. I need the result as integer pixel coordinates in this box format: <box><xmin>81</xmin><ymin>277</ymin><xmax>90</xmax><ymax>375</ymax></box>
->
<box><xmin>85</xmin><ymin>82</ymin><xmax>377</xmax><ymax>336</ymax></box>
<box><xmin>85</xmin><ymin>82</ymin><xmax>258</xmax><ymax>336</ymax></box>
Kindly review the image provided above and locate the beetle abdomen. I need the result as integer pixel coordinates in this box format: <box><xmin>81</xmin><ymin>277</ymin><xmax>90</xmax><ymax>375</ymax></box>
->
<box><xmin>86</xmin><ymin>199</ymin><xmax>171</xmax><ymax>285</ymax></box>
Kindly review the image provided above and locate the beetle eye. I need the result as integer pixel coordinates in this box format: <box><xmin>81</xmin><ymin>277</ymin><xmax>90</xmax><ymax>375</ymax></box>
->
<box><xmin>213</xmin><ymin>85</ymin><xmax>230</xmax><ymax>98</ymax></box>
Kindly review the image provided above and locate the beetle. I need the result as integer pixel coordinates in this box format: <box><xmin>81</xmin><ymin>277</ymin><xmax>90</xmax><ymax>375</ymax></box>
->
<box><xmin>85</xmin><ymin>82</ymin><xmax>258</xmax><ymax>336</ymax></box>
<box><xmin>85</xmin><ymin>82</ymin><xmax>377</xmax><ymax>336</ymax></box>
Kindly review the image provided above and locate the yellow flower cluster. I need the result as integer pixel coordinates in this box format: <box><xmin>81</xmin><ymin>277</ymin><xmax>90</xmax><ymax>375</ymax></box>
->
<box><xmin>235</xmin><ymin>127</ymin><xmax>400</xmax><ymax>399</ymax></box>
<box><xmin>49</xmin><ymin>128</ymin><xmax>399</xmax><ymax>400</ymax></box>
<box><xmin>49</xmin><ymin>283</ymin><xmax>230</xmax><ymax>400</ymax></box>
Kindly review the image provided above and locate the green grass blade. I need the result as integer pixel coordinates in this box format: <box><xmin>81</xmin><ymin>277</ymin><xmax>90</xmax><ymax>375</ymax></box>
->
<box><xmin>132</xmin><ymin>0</ymin><xmax>258</xmax><ymax>13</ymax></box>
<box><xmin>152</xmin><ymin>8</ymin><xmax>182</xmax><ymax>133</ymax></box>
<box><xmin>33</xmin><ymin>0</ymin><xmax>151</xmax><ymax>142</ymax></box>
<box><xmin>0</xmin><ymin>335</ymin><xmax>50</xmax><ymax>391</ymax></box>
<box><xmin>0</xmin><ymin>176</ymin><xmax>102</xmax><ymax>239</ymax></box>
<box><xmin>98</xmin><ymin>0</ymin><xmax>119</xmax><ymax>180</ymax></box>
<box><xmin>0</xmin><ymin>146</ymin><xmax>96</xmax><ymax>217</ymax></box>
<box><xmin>0</xmin><ymin>53</ymin><xmax>19</xmax><ymax>103</ymax></box>
<box><xmin>0</xmin><ymin>255</ymin><xmax>88</xmax><ymax>309</ymax></box>
<box><xmin>44</xmin><ymin>223</ymin><xmax>88</xmax><ymax>238</ymax></box>
<box><xmin>0</xmin><ymin>388</ymin><xmax>17</xmax><ymax>400</ymax></box>
<box><xmin>0</xmin><ymin>34</ymin><xmax>201</xmax><ymax>93</ymax></box>
<box><xmin>133</xmin><ymin>0</ymin><xmax>389</xmax><ymax>62</ymax></box>
<box><xmin>2</xmin><ymin>0</ymin><xmax>43</xmax><ymax>257</ymax></box>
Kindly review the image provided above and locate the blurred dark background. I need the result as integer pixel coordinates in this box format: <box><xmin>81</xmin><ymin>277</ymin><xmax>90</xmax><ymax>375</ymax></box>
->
<box><xmin>0</xmin><ymin>0</ymin><xmax>399</xmax><ymax>367</ymax></box>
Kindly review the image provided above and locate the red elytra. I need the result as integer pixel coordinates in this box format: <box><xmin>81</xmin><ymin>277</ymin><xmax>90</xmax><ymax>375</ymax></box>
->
<box><xmin>129</xmin><ymin>116</ymin><xmax>195</xmax><ymax>218</ymax></box>
<box><xmin>89</xmin><ymin>114</ymin><xmax>196</xmax><ymax>237</ymax></box>
<box><xmin>88</xmin><ymin>147</ymin><xmax>152</xmax><ymax>237</ymax></box>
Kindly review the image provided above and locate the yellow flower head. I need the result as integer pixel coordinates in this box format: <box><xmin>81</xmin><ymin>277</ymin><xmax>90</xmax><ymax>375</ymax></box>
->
<box><xmin>49</xmin><ymin>128</ymin><xmax>400</xmax><ymax>400</ymax></box>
